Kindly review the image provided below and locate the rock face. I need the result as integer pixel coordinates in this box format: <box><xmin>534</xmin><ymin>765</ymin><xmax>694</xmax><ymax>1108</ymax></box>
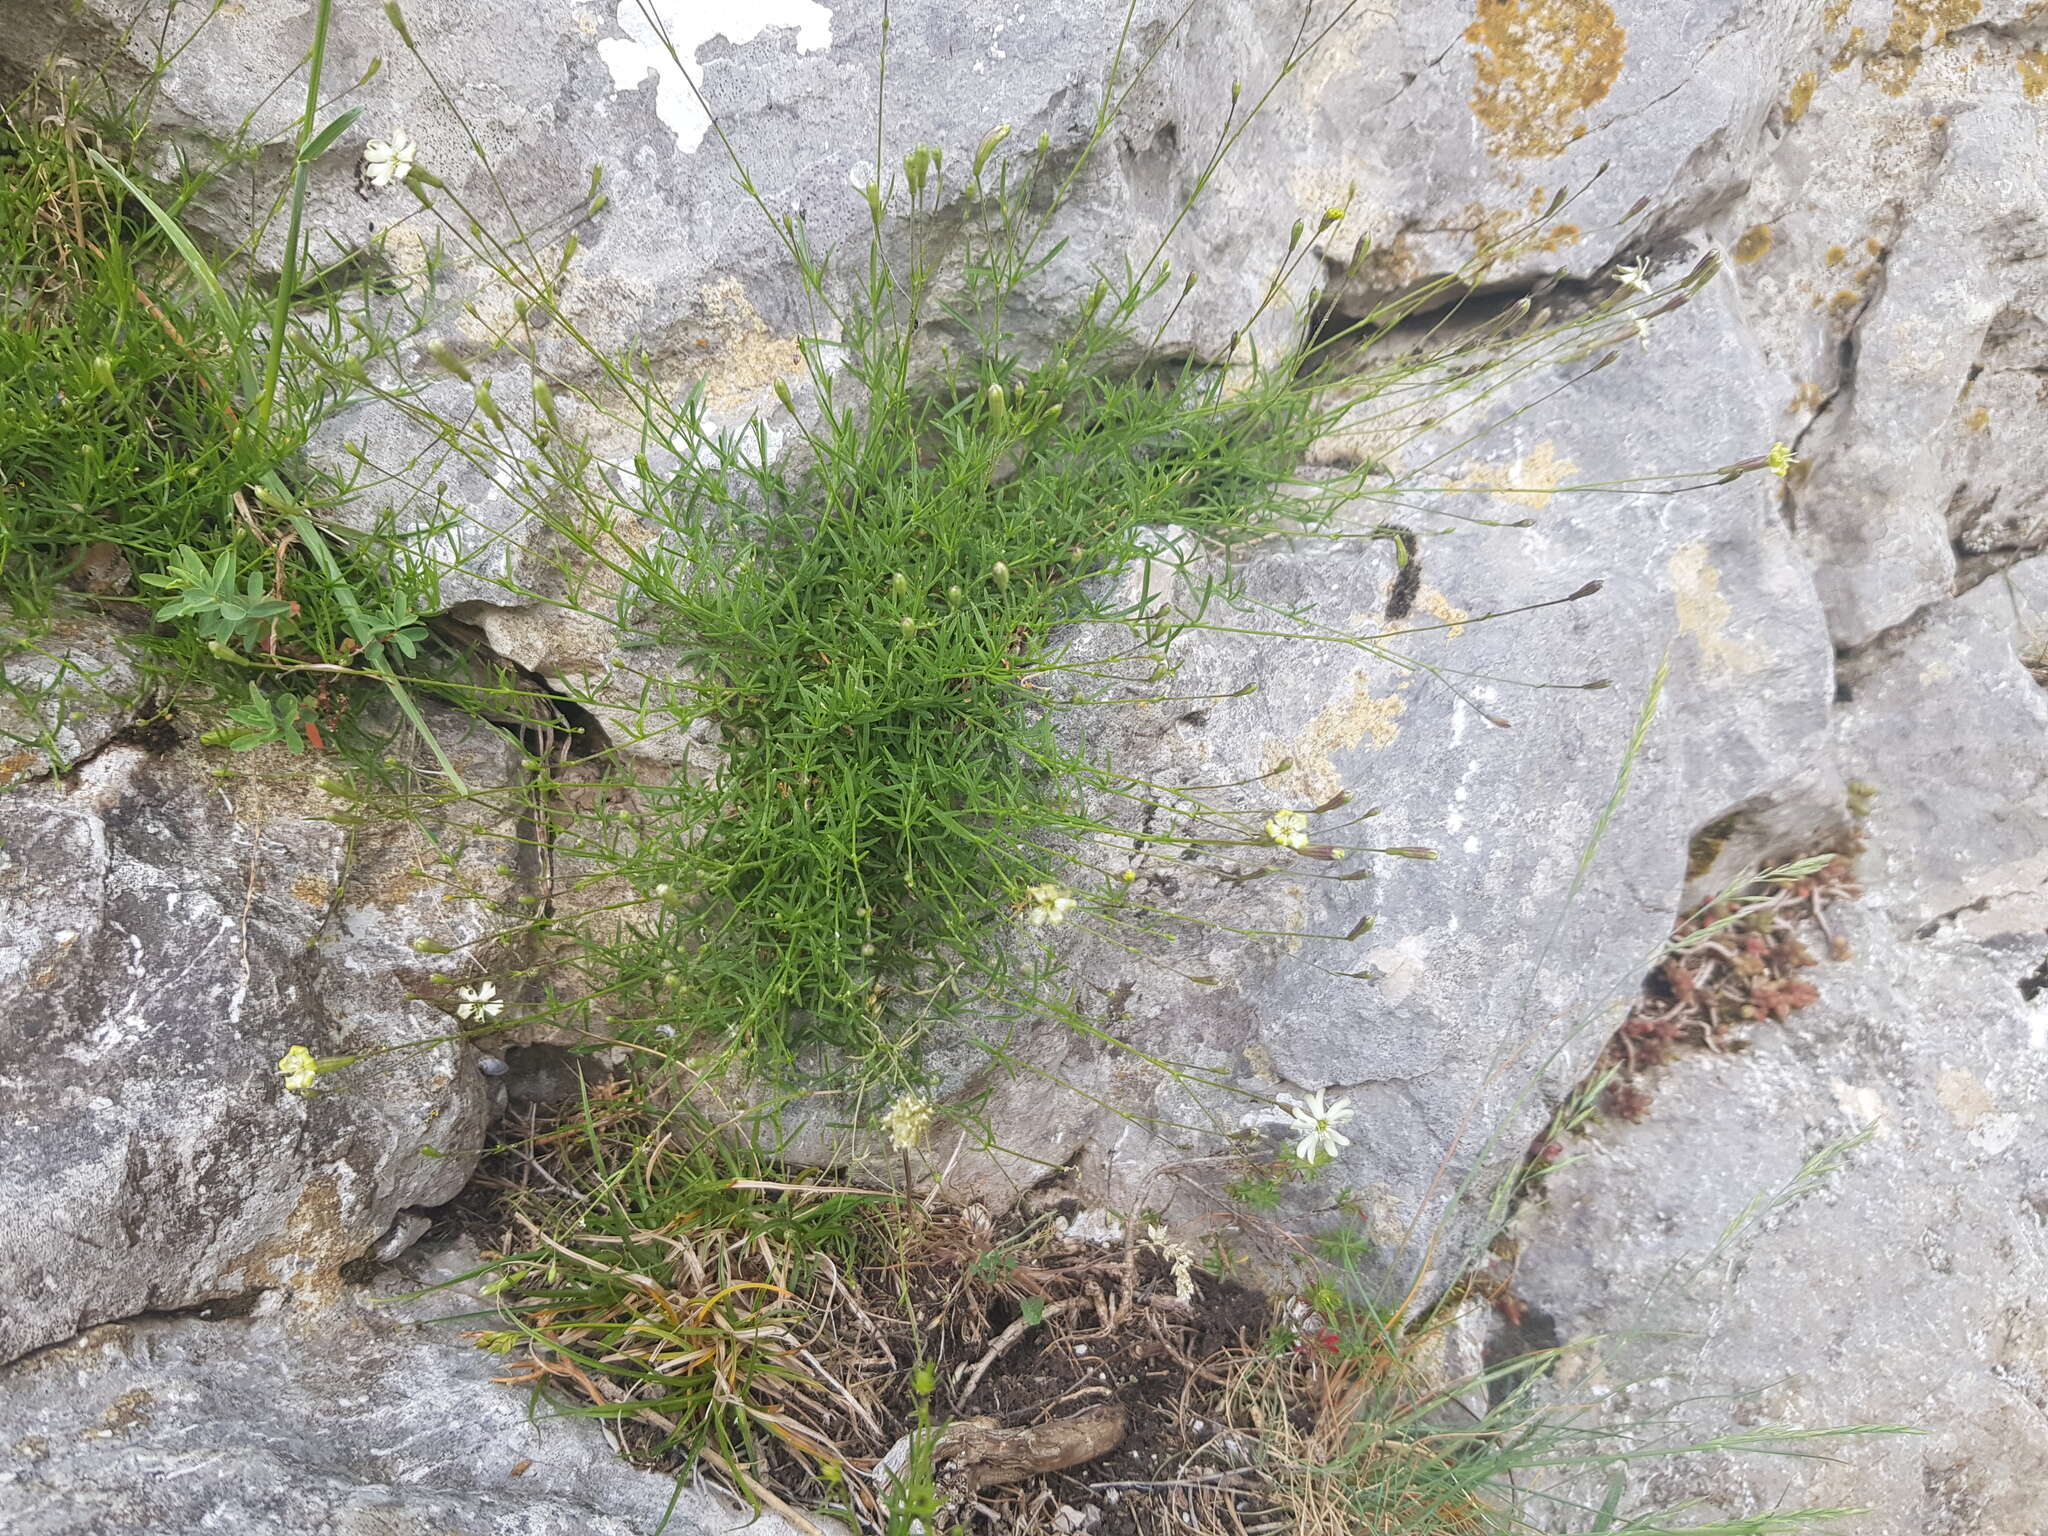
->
<box><xmin>1507</xmin><ymin>602</ymin><xmax>2048</xmax><ymax>1532</ymax></box>
<box><xmin>0</xmin><ymin>1240</ymin><xmax>809</xmax><ymax>1536</ymax></box>
<box><xmin>0</xmin><ymin>627</ymin><xmax>523</xmax><ymax>1365</ymax></box>
<box><xmin>896</xmin><ymin>282</ymin><xmax>1836</xmax><ymax>1281</ymax></box>
<box><xmin>1</xmin><ymin>0</ymin><xmax>2046</xmax><ymax>1528</ymax></box>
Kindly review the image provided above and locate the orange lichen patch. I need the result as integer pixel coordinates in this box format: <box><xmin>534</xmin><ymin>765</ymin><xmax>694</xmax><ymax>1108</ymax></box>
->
<box><xmin>1830</xmin><ymin>25</ymin><xmax>1866</xmax><ymax>71</ymax></box>
<box><xmin>1828</xmin><ymin>287</ymin><xmax>1864</xmax><ymax>318</ymax></box>
<box><xmin>1463</xmin><ymin>0</ymin><xmax>1627</xmax><ymax>159</ymax></box>
<box><xmin>1865</xmin><ymin>0</ymin><xmax>1982</xmax><ymax>95</ymax></box>
<box><xmin>229</xmin><ymin>1175</ymin><xmax>352</xmax><ymax>1302</ymax></box>
<box><xmin>1785</xmin><ymin>70</ymin><xmax>1819</xmax><ymax>123</ymax></box>
<box><xmin>292</xmin><ymin>877</ymin><xmax>332</xmax><ymax>907</ymax></box>
<box><xmin>0</xmin><ymin>749</ymin><xmax>39</xmax><ymax>788</ymax></box>
<box><xmin>1824</xmin><ymin>0</ymin><xmax>1853</xmax><ymax>27</ymax></box>
<box><xmin>1824</xmin><ymin>244</ymin><xmax>1847</xmax><ymax>267</ymax></box>
<box><xmin>2020</xmin><ymin>47</ymin><xmax>2048</xmax><ymax>100</ymax></box>
<box><xmin>1733</xmin><ymin>223</ymin><xmax>1774</xmax><ymax>263</ymax></box>
<box><xmin>1964</xmin><ymin>407</ymin><xmax>1992</xmax><ymax>433</ymax></box>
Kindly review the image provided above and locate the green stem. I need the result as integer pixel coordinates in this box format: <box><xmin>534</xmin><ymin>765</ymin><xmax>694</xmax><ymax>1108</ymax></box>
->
<box><xmin>257</xmin><ymin>0</ymin><xmax>334</xmax><ymax>436</ymax></box>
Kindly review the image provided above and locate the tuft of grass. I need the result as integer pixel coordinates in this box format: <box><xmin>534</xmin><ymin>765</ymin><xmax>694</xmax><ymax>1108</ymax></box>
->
<box><xmin>0</xmin><ymin>78</ymin><xmax>443</xmax><ymax>767</ymax></box>
<box><xmin>453</xmin><ymin>1072</ymin><xmax>1892</xmax><ymax>1536</ymax></box>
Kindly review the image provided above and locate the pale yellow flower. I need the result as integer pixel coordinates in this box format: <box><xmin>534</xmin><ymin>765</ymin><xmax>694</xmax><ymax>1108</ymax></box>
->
<box><xmin>277</xmin><ymin>1045</ymin><xmax>320</xmax><ymax>1095</ymax></box>
<box><xmin>1024</xmin><ymin>883</ymin><xmax>1077</xmax><ymax>927</ymax></box>
<box><xmin>881</xmin><ymin>1091</ymin><xmax>935</xmax><ymax>1151</ymax></box>
<box><xmin>1266</xmin><ymin>809</ymin><xmax>1310</xmax><ymax>851</ymax></box>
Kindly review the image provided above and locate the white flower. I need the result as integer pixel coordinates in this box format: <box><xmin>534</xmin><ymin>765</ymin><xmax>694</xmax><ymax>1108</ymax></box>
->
<box><xmin>455</xmin><ymin>981</ymin><xmax>504</xmax><ymax>1022</ymax></box>
<box><xmin>277</xmin><ymin>1045</ymin><xmax>320</xmax><ymax>1095</ymax></box>
<box><xmin>881</xmin><ymin>1091</ymin><xmax>935</xmax><ymax>1151</ymax></box>
<box><xmin>1024</xmin><ymin>883</ymin><xmax>1077</xmax><ymax>927</ymax></box>
<box><xmin>1286</xmin><ymin>1089</ymin><xmax>1355</xmax><ymax>1164</ymax></box>
<box><xmin>1265</xmin><ymin>809</ymin><xmax>1309</xmax><ymax>851</ymax></box>
<box><xmin>1611</xmin><ymin>257</ymin><xmax>1653</xmax><ymax>294</ymax></box>
<box><xmin>362</xmin><ymin>130</ymin><xmax>417</xmax><ymax>188</ymax></box>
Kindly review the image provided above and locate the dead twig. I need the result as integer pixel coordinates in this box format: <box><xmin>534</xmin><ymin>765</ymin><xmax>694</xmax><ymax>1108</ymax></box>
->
<box><xmin>953</xmin><ymin>1297</ymin><xmax>1085</xmax><ymax>1405</ymax></box>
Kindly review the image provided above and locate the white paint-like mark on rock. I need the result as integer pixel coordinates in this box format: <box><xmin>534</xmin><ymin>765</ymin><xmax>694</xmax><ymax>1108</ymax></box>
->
<box><xmin>586</xmin><ymin>0</ymin><xmax>834</xmax><ymax>151</ymax></box>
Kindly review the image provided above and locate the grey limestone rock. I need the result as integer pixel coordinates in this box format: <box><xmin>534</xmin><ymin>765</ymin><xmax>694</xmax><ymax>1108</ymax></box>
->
<box><xmin>0</xmin><ymin>691</ymin><xmax>528</xmax><ymax>1366</ymax></box>
<box><xmin>1506</xmin><ymin>603</ymin><xmax>2048</xmax><ymax>1531</ymax></box>
<box><xmin>0</xmin><ymin>1240</ymin><xmax>812</xmax><ymax>1536</ymax></box>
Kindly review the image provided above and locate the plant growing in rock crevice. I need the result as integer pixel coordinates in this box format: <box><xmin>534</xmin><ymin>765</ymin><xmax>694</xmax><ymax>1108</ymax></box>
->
<box><xmin>5</xmin><ymin>7</ymin><xmax>1887</xmax><ymax>1531</ymax></box>
<box><xmin>324</xmin><ymin>1</ymin><xmax>1749</xmax><ymax>1111</ymax></box>
<box><xmin>1598</xmin><ymin>850</ymin><xmax>1858</xmax><ymax>1123</ymax></box>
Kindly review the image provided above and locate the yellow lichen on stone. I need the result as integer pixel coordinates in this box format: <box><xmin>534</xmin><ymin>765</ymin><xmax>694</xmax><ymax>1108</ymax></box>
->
<box><xmin>692</xmin><ymin>278</ymin><xmax>807</xmax><ymax>413</ymax></box>
<box><xmin>1823</xmin><ymin>0</ymin><xmax>1853</xmax><ymax>29</ymax></box>
<box><xmin>1823</xmin><ymin>244</ymin><xmax>1847</xmax><ymax>267</ymax></box>
<box><xmin>1865</xmin><ymin>0</ymin><xmax>1983</xmax><ymax>95</ymax></box>
<box><xmin>1269</xmin><ymin>669</ymin><xmax>1408</xmax><ymax>801</ymax></box>
<box><xmin>2020</xmin><ymin>46</ymin><xmax>2048</xmax><ymax>101</ymax></box>
<box><xmin>1455</xmin><ymin>440</ymin><xmax>1579</xmax><ymax>509</ymax></box>
<box><xmin>1785</xmin><ymin>70</ymin><xmax>1819</xmax><ymax>123</ymax></box>
<box><xmin>1420</xmin><ymin>588</ymin><xmax>1469</xmax><ymax>638</ymax></box>
<box><xmin>1733</xmin><ymin>223</ymin><xmax>1774</xmax><ymax>263</ymax></box>
<box><xmin>1463</xmin><ymin>0</ymin><xmax>1627</xmax><ymax>160</ymax></box>
<box><xmin>1964</xmin><ymin>407</ymin><xmax>1991</xmax><ymax>433</ymax></box>
<box><xmin>1669</xmin><ymin>540</ymin><xmax>1764</xmax><ymax>679</ymax></box>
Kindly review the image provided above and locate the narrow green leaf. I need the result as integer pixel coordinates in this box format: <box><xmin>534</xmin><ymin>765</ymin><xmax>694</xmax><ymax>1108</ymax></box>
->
<box><xmin>301</xmin><ymin>106</ymin><xmax>366</xmax><ymax>164</ymax></box>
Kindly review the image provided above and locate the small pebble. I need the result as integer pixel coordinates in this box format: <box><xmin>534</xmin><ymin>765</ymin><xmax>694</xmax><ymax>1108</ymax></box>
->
<box><xmin>477</xmin><ymin>1055</ymin><xmax>510</xmax><ymax>1077</ymax></box>
<box><xmin>371</xmin><ymin>1211</ymin><xmax>432</xmax><ymax>1262</ymax></box>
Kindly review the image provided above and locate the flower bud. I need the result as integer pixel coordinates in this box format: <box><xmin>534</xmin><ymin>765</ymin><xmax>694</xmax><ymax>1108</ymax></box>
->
<box><xmin>427</xmin><ymin>341</ymin><xmax>472</xmax><ymax>383</ymax></box>
<box><xmin>973</xmin><ymin>124</ymin><xmax>1011</xmax><ymax>178</ymax></box>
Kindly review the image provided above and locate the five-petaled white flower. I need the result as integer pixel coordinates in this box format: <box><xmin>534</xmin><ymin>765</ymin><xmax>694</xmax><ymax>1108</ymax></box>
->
<box><xmin>1287</xmin><ymin>1089</ymin><xmax>1355</xmax><ymax>1164</ymax></box>
<box><xmin>455</xmin><ymin>981</ymin><xmax>504</xmax><ymax>1022</ymax></box>
<box><xmin>1024</xmin><ymin>883</ymin><xmax>1077</xmax><ymax>927</ymax></box>
<box><xmin>881</xmin><ymin>1091</ymin><xmax>935</xmax><ymax>1152</ymax></box>
<box><xmin>362</xmin><ymin>130</ymin><xmax>417</xmax><ymax>188</ymax></box>
<box><xmin>1611</xmin><ymin>257</ymin><xmax>1653</xmax><ymax>295</ymax></box>
<box><xmin>1266</xmin><ymin>808</ymin><xmax>1310</xmax><ymax>851</ymax></box>
<box><xmin>277</xmin><ymin>1045</ymin><xmax>320</xmax><ymax>1095</ymax></box>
